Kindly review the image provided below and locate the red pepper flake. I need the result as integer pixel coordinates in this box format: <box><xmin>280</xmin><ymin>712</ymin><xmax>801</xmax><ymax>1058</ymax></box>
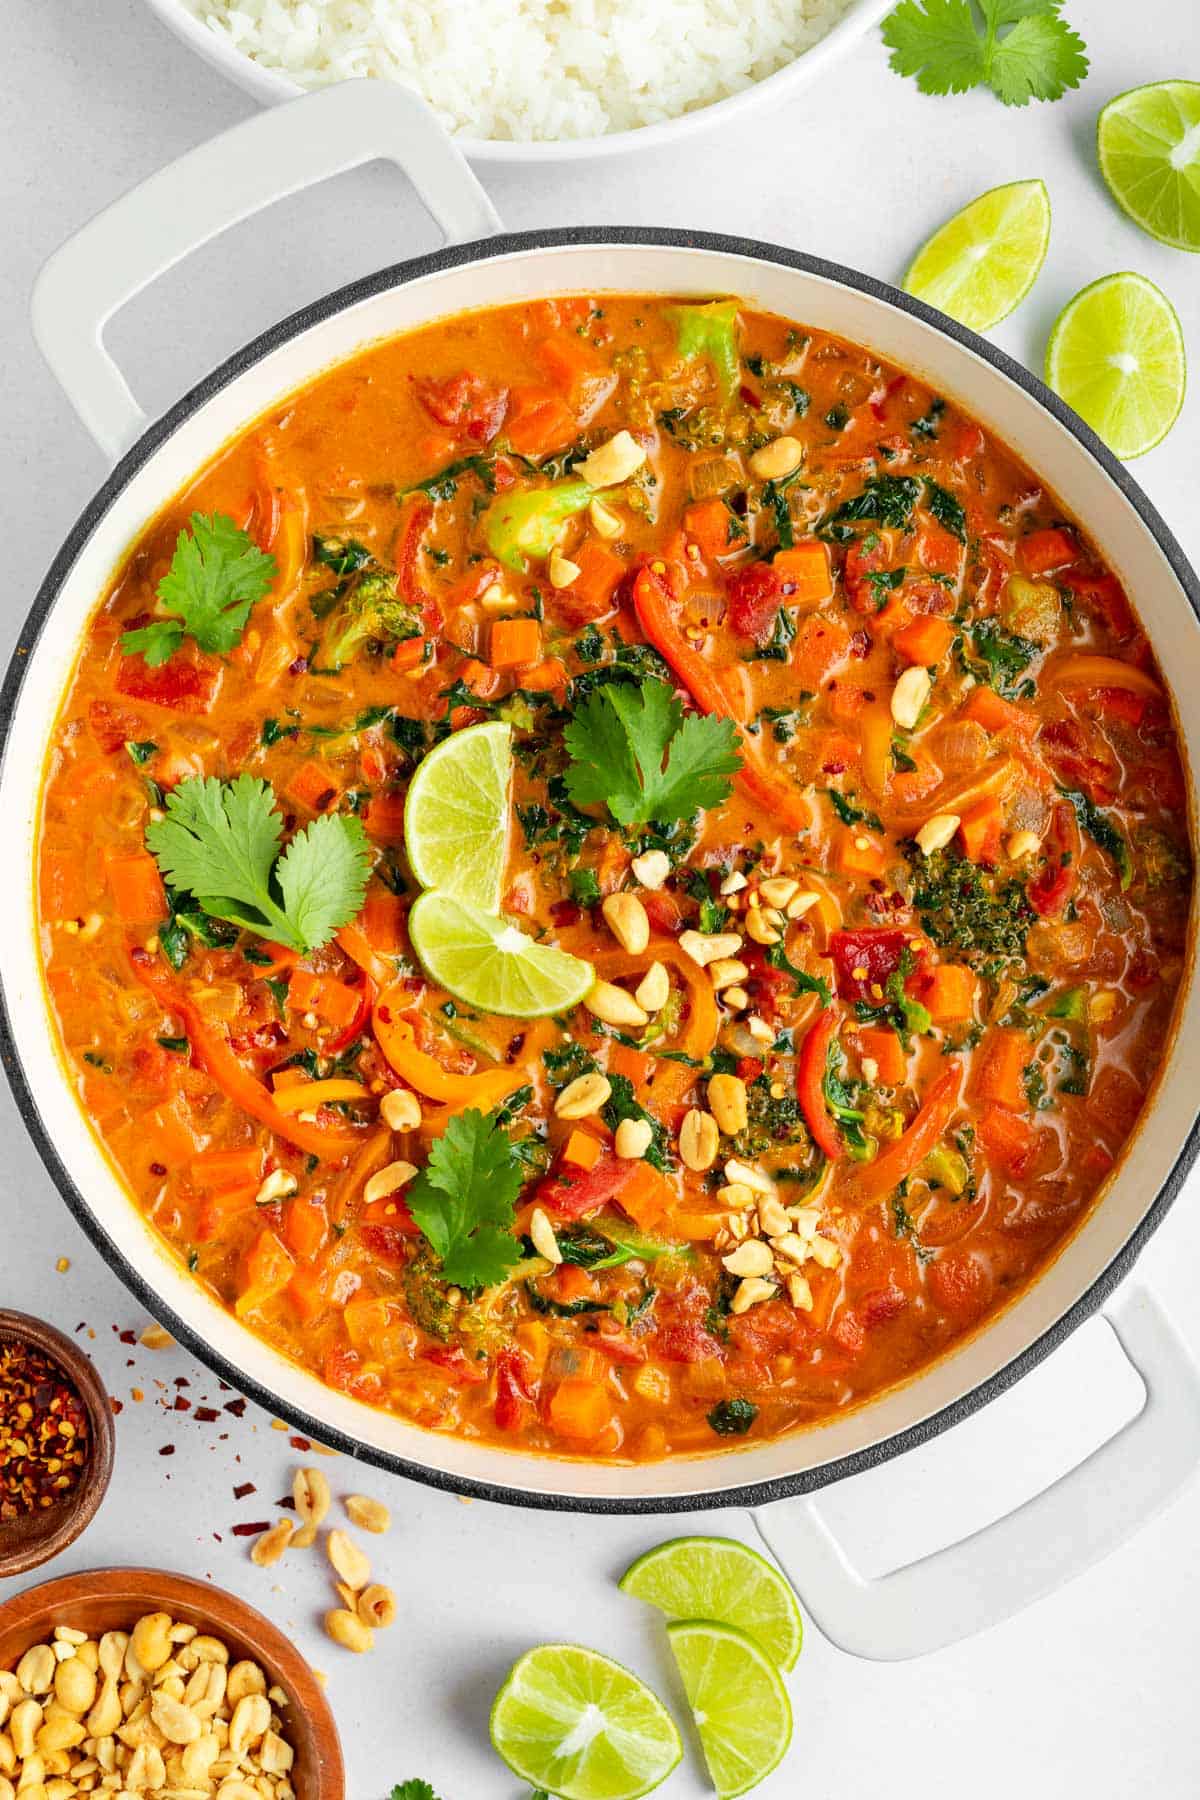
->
<box><xmin>224</xmin><ymin>1398</ymin><xmax>247</xmax><ymax>1419</ymax></box>
<box><xmin>233</xmin><ymin>1481</ymin><xmax>256</xmax><ymax>1500</ymax></box>
<box><xmin>231</xmin><ymin>1520</ymin><xmax>271</xmax><ymax>1537</ymax></box>
<box><xmin>0</xmin><ymin>1339</ymin><xmax>91</xmax><ymax>1520</ymax></box>
<box><xmin>118</xmin><ymin>1329</ymin><xmax>137</xmax><ymax>1345</ymax></box>
<box><xmin>158</xmin><ymin>1444</ymin><xmax>176</xmax><ymax>1457</ymax></box>
<box><xmin>289</xmin><ymin>1436</ymin><xmax>311</xmax><ymax>1452</ymax></box>
<box><xmin>173</xmin><ymin>1396</ymin><xmax>191</xmax><ymax>1412</ymax></box>
<box><xmin>193</xmin><ymin>1406</ymin><xmax>220</xmax><ymax>1423</ymax></box>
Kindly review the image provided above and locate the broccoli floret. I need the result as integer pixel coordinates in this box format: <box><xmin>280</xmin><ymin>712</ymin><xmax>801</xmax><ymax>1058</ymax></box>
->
<box><xmin>316</xmin><ymin>571</ymin><xmax>422</xmax><ymax>671</ymax></box>
<box><xmin>912</xmin><ymin>848</ymin><xmax>1034</xmax><ymax>964</ymax></box>
<box><xmin>401</xmin><ymin>1242</ymin><xmax>459</xmax><ymax>1342</ymax></box>
<box><xmin>732</xmin><ymin>1075</ymin><xmax>808</xmax><ymax>1159</ymax></box>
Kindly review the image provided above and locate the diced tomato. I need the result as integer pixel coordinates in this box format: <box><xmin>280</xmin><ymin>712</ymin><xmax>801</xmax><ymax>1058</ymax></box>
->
<box><xmin>1038</xmin><ymin>718</ymin><xmax>1117</xmax><ymax>806</ymax></box>
<box><xmin>1060</xmin><ymin>568</ymin><xmax>1135</xmax><ymax>641</ymax></box>
<box><xmin>641</xmin><ymin>889</ymin><xmax>685</xmax><ymax>934</ymax></box>
<box><xmin>926</xmin><ymin>1250</ymin><xmax>992</xmax><ymax>1319</ymax></box>
<box><xmin>323</xmin><ymin>1345</ymin><xmax>384</xmax><ymax>1403</ymax></box>
<box><xmin>494</xmin><ymin>1349</ymin><xmax>532</xmax><ymax>1432</ymax></box>
<box><xmin>88</xmin><ymin>698</ymin><xmax>147</xmax><ymax>754</ymax></box>
<box><xmin>653</xmin><ymin>1320</ymin><xmax>725</xmax><ymax>1364</ymax></box>
<box><xmin>115</xmin><ymin>653</ymin><xmax>220</xmax><ymax>713</ymax></box>
<box><xmin>413</xmin><ymin>371</ymin><xmax>508</xmax><ymax>443</ymax></box>
<box><xmin>1027</xmin><ymin>799</ymin><xmax>1080</xmax><ymax>918</ymax></box>
<box><xmin>861</xmin><ymin>1285</ymin><xmax>908</xmax><ymax>1327</ymax></box>
<box><xmin>843</xmin><ymin>536</ymin><xmax>892</xmax><ymax>612</ymax></box>
<box><xmin>829</xmin><ymin>1310</ymin><xmax>866</xmax><ymax>1356</ymax></box>
<box><xmin>423</xmin><ymin>1343</ymin><xmax>488</xmax><ymax>1385</ymax></box>
<box><xmin>828</xmin><ymin>928</ymin><xmax>908</xmax><ymax>1001</ymax></box>
<box><xmin>533</xmin><ymin>1148</ymin><xmax>632</xmax><ymax>1221</ymax></box>
<box><xmin>725</xmin><ymin>563</ymin><xmax>782</xmax><ymax>642</ymax></box>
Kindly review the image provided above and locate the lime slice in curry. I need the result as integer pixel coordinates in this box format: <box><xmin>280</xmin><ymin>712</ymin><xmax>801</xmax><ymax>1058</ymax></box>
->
<box><xmin>403</xmin><ymin>718</ymin><xmax>511</xmax><ymax>911</ymax></box>
<box><xmin>408</xmin><ymin>890</ymin><xmax>594</xmax><ymax>1017</ymax></box>
<box><xmin>620</xmin><ymin>1536</ymin><xmax>803</xmax><ymax>1670</ymax></box>
<box><xmin>490</xmin><ymin>1642</ymin><xmax>683</xmax><ymax>1800</ymax></box>
<box><xmin>1098</xmin><ymin>81</ymin><xmax>1200</xmax><ymax>252</ymax></box>
<box><xmin>1045</xmin><ymin>271</ymin><xmax>1186</xmax><ymax>458</ymax></box>
<box><xmin>666</xmin><ymin>1619</ymin><xmax>792</xmax><ymax>1798</ymax></box>
<box><xmin>903</xmin><ymin>179</ymin><xmax>1051</xmax><ymax>331</ymax></box>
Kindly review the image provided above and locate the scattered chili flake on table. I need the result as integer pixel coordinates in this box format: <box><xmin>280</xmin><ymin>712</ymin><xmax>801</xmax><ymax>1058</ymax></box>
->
<box><xmin>0</xmin><ymin>1340</ymin><xmax>90</xmax><ymax>1519</ymax></box>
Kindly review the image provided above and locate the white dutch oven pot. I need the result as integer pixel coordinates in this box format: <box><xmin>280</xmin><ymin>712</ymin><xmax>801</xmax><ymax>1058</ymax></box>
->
<box><xmin>11</xmin><ymin>83</ymin><xmax>1200</xmax><ymax>1660</ymax></box>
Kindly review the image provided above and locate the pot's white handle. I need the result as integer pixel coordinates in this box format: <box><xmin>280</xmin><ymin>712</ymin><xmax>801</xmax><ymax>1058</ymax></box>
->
<box><xmin>31</xmin><ymin>80</ymin><xmax>501</xmax><ymax>464</ymax></box>
<box><xmin>752</xmin><ymin>1285</ymin><xmax>1200</xmax><ymax>1660</ymax></box>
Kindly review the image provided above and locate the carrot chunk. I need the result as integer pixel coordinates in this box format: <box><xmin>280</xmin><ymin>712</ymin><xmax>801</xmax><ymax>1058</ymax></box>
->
<box><xmin>1020</xmin><ymin>528</ymin><xmax>1077</xmax><ymax>576</ymax></box>
<box><xmin>773</xmin><ymin>540</ymin><xmax>833</xmax><ymax>608</ymax></box>
<box><xmin>971</xmin><ymin>1028</ymin><xmax>1030</xmax><ymax>1111</ymax></box>
<box><xmin>285</xmin><ymin>760</ymin><xmax>341</xmax><ymax>813</ymax></box>
<box><xmin>505</xmin><ymin>387</ymin><xmax>576</xmax><ymax>458</ymax></box>
<box><xmin>104</xmin><ymin>850</ymin><xmax>167</xmax><ymax>923</ymax></box>
<box><xmin>835</xmin><ymin>830</ymin><xmax>886</xmax><ymax>879</ymax></box>
<box><xmin>490</xmin><ymin>617</ymin><xmax>542</xmax><ymax>668</ymax></box>
<box><xmin>957</xmin><ymin>797</ymin><xmax>1003</xmax><ymax>864</ymax></box>
<box><xmin>568</xmin><ymin>539</ymin><xmax>627</xmax><ymax>612</ymax></box>
<box><xmin>548</xmin><ymin>1377</ymin><xmax>615</xmax><ymax>1442</ymax></box>
<box><xmin>684</xmin><ymin>499</ymin><xmax>737</xmax><ymax>562</ymax></box>
<box><xmin>562</xmin><ymin>1129</ymin><xmax>604</xmax><ymax>1171</ymax></box>
<box><xmin>918</xmin><ymin>964</ymin><xmax>977</xmax><ymax>1025</ymax></box>
<box><xmin>857</xmin><ymin>1025</ymin><xmax>908</xmax><ymax>1086</ymax></box>
<box><xmin>892</xmin><ymin>614</ymin><xmax>954</xmax><ymax>666</ymax></box>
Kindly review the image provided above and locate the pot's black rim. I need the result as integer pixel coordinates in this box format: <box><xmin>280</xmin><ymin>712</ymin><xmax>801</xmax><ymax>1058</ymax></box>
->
<box><xmin>5</xmin><ymin>224</ymin><xmax>1199</xmax><ymax>1516</ymax></box>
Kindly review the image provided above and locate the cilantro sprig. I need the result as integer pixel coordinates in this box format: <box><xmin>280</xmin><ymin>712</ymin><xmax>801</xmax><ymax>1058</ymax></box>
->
<box><xmin>146</xmin><ymin>774</ymin><xmax>369</xmax><ymax>956</ymax></box>
<box><xmin>391</xmin><ymin>1784</ymin><xmax>442</xmax><ymax>1800</ymax></box>
<box><xmin>121</xmin><ymin>512</ymin><xmax>276</xmax><ymax>666</ymax></box>
<box><xmin>881</xmin><ymin>0</ymin><xmax>1088</xmax><ymax>107</ymax></box>
<box><xmin>406</xmin><ymin>1108</ymin><xmax>526</xmax><ymax>1290</ymax></box>
<box><xmin>562</xmin><ymin>678</ymin><xmax>741</xmax><ymax>827</ymax></box>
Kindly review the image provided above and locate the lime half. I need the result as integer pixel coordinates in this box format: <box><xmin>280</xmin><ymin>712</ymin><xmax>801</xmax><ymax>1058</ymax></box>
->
<box><xmin>1098</xmin><ymin>81</ymin><xmax>1200</xmax><ymax>252</ymax></box>
<box><xmin>490</xmin><ymin>1643</ymin><xmax>683</xmax><ymax>1800</ymax></box>
<box><xmin>403</xmin><ymin>719</ymin><xmax>511</xmax><ymax>911</ymax></box>
<box><xmin>1045</xmin><ymin>271</ymin><xmax>1186</xmax><ymax>458</ymax></box>
<box><xmin>620</xmin><ymin>1537</ymin><xmax>803</xmax><ymax>1671</ymax></box>
<box><xmin>667</xmin><ymin>1620</ymin><xmax>792</xmax><ymax>1799</ymax></box>
<box><xmin>903</xmin><ymin>179</ymin><xmax>1051</xmax><ymax>331</ymax></box>
<box><xmin>408</xmin><ymin>890</ymin><xmax>594</xmax><ymax>1017</ymax></box>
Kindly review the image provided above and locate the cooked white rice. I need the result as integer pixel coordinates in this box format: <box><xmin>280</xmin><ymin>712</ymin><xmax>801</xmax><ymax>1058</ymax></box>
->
<box><xmin>181</xmin><ymin>0</ymin><xmax>857</xmax><ymax>142</ymax></box>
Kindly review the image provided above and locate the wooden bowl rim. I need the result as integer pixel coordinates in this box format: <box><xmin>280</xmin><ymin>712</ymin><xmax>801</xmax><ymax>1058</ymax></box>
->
<box><xmin>0</xmin><ymin>1564</ymin><xmax>345</xmax><ymax>1796</ymax></box>
<box><xmin>0</xmin><ymin>1309</ymin><xmax>116</xmax><ymax>1578</ymax></box>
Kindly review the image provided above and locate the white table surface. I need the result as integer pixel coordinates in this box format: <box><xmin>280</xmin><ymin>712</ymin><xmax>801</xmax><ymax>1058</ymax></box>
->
<box><xmin>2</xmin><ymin>1</ymin><xmax>1199</xmax><ymax>1794</ymax></box>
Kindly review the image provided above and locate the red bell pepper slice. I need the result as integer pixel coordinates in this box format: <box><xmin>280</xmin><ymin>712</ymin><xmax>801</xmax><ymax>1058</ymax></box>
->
<box><xmin>631</xmin><ymin>565</ymin><xmax>809</xmax><ymax>833</ymax></box>
<box><xmin>129</xmin><ymin>950</ymin><xmax>363</xmax><ymax>1162</ymax></box>
<box><xmin>796</xmin><ymin>1006</ymin><xmax>844</xmax><ymax>1162</ymax></box>
<box><xmin>853</xmin><ymin>1063</ymin><xmax>964</xmax><ymax>1201</ymax></box>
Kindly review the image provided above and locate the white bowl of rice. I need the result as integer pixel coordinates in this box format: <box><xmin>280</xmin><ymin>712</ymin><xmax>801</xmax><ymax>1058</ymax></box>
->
<box><xmin>144</xmin><ymin>0</ymin><xmax>896</xmax><ymax>161</ymax></box>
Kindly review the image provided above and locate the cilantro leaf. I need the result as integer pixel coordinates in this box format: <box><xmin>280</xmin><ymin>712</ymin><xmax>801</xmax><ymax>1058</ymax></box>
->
<box><xmin>121</xmin><ymin>513</ymin><xmax>276</xmax><ymax>665</ymax></box>
<box><xmin>562</xmin><ymin>678</ymin><xmax>741</xmax><ymax>826</ymax></box>
<box><xmin>405</xmin><ymin>1108</ymin><xmax>525</xmax><ymax>1290</ymax></box>
<box><xmin>391</xmin><ymin>1784</ymin><xmax>441</xmax><ymax>1800</ymax></box>
<box><xmin>881</xmin><ymin>0</ymin><xmax>1087</xmax><ymax>106</ymax></box>
<box><xmin>146</xmin><ymin>774</ymin><xmax>369</xmax><ymax>955</ymax></box>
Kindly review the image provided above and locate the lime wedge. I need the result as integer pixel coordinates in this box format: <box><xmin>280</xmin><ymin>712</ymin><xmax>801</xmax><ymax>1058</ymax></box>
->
<box><xmin>620</xmin><ymin>1537</ymin><xmax>803</xmax><ymax>1671</ymax></box>
<box><xmin>1045</xmin><ymin>271</ymin><xmax>1186</xmax><ymax>458</ymax></box>
<box><xmin>902</xmin><ymin>179</ymin><xmax>1051</xmax><ymax>331</ymax></box>
<box><xmin>490</xmin><ymin>1643</ymin><xmax>683</xmax><ymax>1800</ymax></box>
<box><xmin>1098</xmin><ymin>81</ymin><xmax>1200</xmax><ymax>252</ymax></box>
<box><xmin>408</xmin><ymin>890</ymin><xmax>594</xmax><ymax>1017</ymax></box>
<box><xmin>403</xmin><ymin>719</ymin><xmax>511</xmax><ymax>911</ymax></box>
<box><xmin>666</xmin><ymin>1620</ymin><xmax>792</xmax><ymax>1799</ymax></box>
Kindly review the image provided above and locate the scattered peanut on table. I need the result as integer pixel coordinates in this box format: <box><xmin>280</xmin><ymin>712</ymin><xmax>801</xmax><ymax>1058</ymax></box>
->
<box><xmin>246</xmin><ymin>1468</ymin><xmax>397</xmax><ymax>1656</ymax></box>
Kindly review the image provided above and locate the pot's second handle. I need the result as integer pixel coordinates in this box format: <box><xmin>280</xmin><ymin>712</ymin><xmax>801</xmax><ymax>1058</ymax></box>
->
<box><xmin>753</xmin><ymin>1285</ymin><xmax>1200</xmax><ymax>1660</ymax></box>
<box><xmin>31</xmin><ymin>80</ymin><xmax>501</xmax><ymax>463</ymax></box>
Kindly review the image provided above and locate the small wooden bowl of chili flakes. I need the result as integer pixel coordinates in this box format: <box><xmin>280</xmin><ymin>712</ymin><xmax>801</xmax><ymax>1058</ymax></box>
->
<box><xmin>0</xmin><ymin>1311</ymin><xmax>115</xmax><ymax>1579</ymax></box>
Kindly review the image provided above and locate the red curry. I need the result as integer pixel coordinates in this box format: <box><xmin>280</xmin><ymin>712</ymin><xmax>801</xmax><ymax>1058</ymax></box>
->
<box><xmin>37</xmin><ymin>295</ymin><xmax>1192</xmax><ymax>1459</ymax></box>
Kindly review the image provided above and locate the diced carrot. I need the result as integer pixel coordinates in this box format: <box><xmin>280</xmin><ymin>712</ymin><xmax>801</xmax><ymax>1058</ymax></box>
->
<box><xmin>1020</xmin><ymin>528</ymin><xmax>1076</xmax><ymax>576</ymax></box>
<box><xmin>519</xmin><ymin>657</ymin><xmax>569</xmax><ymax>695</ymax></box>
<box><xmin>616</xmin><ymin>1161</ymin><xmax>674</xmax><ymax>1230</ymax></box>
<box><xmin>858</xmin><ymin>1025</ymin><xmax>907</xmax><ymax>1086</ymax></box>
<box><xmin>684</xmin><ymin>498</ymin><xmax>737</xmax><ymax>562</ymax></box>
<box><xmin>515</xmin><ymin>1319</ymin><xmax>551</xmax><ymax>1373</ymax></box>
<box><xmin>867</xmin><ymin>595</ymin><xmax>914</xmax><ymax>641</ymax></box>
<box><xmin>40</xmin><ymin>851</ymin><xmax>87</xmax><ymax>923</ymax></box>
<box><xmin>360</xmin><ymin>887</ymin><xmax>406</xmax><ymax>954</ymax></box>
<box><xmin>609</xmin><ymin>1042</ymin><xmax>654</xmax><ymax>1087</ymax></box>
<box><xmin>195</xmin><ymin>1183</ymin><xmax>260</xmax><ymax>1241</ymax></box>
<box><xmin>285</xmin><ymin>760</ymin><xmax>341</xmax><ymax>813</ymax></box>
<box><xmin>235</xmin><ymin>1228</ymin><xmax>295</xmax><ymax>1317</ymax></box>
<box><xmin>977</xmin><ymin>1104</ymin><xmax>1035</xmax><ymax>1176</ymax></box>
<box><xmin>490</xmin><ymin>617</ymin><xmax>542</xmax><ymax>668</ymax></box>
<box><xmin>835</xmin><ymin>830</ymin><xmax>886</xmax><ymax>879</ymax></box>
<box><xmin>892</xmin><ymin>614</ymin><xmax>954</xmax><ymax>666</ymax></box>
<box><xmin>287</xmin><ymin>1261</ymin><xmax>329</xmax><ymax>1323</ymax></box>
<box><xmin>548</xmin><ymin>1377</ymin><xmax>614</xmax><ymax>1442</ymax></box>
<box><xmin>919</xmin><ymin>964</ymin><xmax>977</xmax><ymax>1025</ymax></box>
<box><xmin>505</xmin><ymin>387</ymin><xmax>576</xmax><ymax>458</ymax></box>
<box><xmin>363</xmin><ymin>793</ymin><xmax>408</xmax><ymax>844</ymax></box>
<box><xmin>190</xmin><ymin>1147</ymin><xmax>265</xmax><ymax>1192</ymax></box>
<box><xmin>774</xmin><ymin>540</ymin><xmax>833</xmax><ymax>608</ymax></box>
<box><xmin>288</xmin><ymin>969</ymin><xmax>362</xmax><ymax>1029</ymax></box>
<box><xmin>971</xmin><ymin>1027</ymin><xmax>1030</xmax><ymax>1112</ymax></box>
<box><xmin>859</xmin><ymin>703</ymin><xmax>893</xmax><ymax>800</ymax></box>
<box><xmin>390</xmin><ymin>636</ymin><xmax>427</xmax><ymax>672</ymax></box>
<box><xmin>451</xmin><ymin>658</ymin><xmax>504</xmax><ymax>701</ymax></box>
<box><xmin>918</xmin><ymin>521</ymin><xmax>964</xmax><ymax>576</ymax></box>
<box><xmin>537</xmin><ymin>334</ymin><xmax>603</xmax><ymax>399</ymax></box>
<box><xmin>283</xmin><ymin>1194</ymin><xmax>328</xmax><ymax>1261</ymax></box>
<box><xmin>960</xmin><ymin>686</ymin><xmax>1036</xmax><ymax>739</ymax></box>
<box><xmin>562</xmin><ymin>1129</ymin><xmax>603</xmax><ymax>1172</ymax></box>
<box><xmin>828</xmin><ymin>683</ymin><xmax>867</xmax><ymax>723</ymax></box>
<box><xmin>793</xmin><ymin>612</ymin><xmax>851</xmax><ymax>688</ymax></box>
<box><xmin>104</xmin><ymin>850</ymin><xmax>167</xmax><ymax>923</ymax></box>
<box><xmin>958</xmin><ymin>797</ymin><xmax>1003</xmax><ymax>864</ymax></box>
<box><xmin>140</xmin><ymin>1100</ymin><xmax>205</xmax><ymax>1167</ymax></box>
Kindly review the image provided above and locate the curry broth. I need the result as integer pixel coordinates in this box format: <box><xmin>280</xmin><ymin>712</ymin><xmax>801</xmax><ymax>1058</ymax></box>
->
<box><xmin>37</xmin><ymin>295</ymin><xmax>1192</xmax><ymax>1460</ymax></box>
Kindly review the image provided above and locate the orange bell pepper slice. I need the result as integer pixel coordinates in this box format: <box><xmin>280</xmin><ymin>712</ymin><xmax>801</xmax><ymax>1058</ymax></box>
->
<box><xmin>372</xmin><ymin>986</ymin><xmax>530</xmax><ymax>1110</ymax></box>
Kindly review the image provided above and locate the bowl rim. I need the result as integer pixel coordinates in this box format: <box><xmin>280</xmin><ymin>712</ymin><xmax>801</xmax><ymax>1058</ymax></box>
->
<box><xmin>8</xmin><ymin>224</ymin><xmax>1200</xmax><ymax>1513</ymax></box>
<box><xmin>0</xmin><ymin>1309</ymin><xmax>116</xmax><ymax>1579</ymax></box>
<box><xmin>0</xmin><ymin>1564</ymin><xmax>344</xmax><ymax>1797</ymax></box>
<box><xmin>138</xmin><ymin>0</ymin><xmax>899</xmax><ymax>162</ymax></box>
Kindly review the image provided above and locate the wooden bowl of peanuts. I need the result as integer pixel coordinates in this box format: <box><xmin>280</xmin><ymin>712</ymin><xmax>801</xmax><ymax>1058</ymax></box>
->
<box><xmin>0</xmin><ymin>1567</ymin><xmax>344</xmax><ymax>1798</ymax></box>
